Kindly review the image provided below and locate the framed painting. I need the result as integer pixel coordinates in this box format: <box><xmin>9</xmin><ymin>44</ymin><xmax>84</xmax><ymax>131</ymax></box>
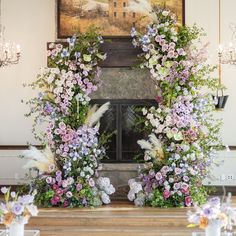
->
<box><xmin>56</xmin><ymin>0</ymin><xmax>185</xmax><ymax>67</ymax></box>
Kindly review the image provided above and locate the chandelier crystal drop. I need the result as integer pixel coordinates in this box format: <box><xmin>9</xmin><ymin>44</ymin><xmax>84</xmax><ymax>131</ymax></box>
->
<box><xmin>0</xmin><ymin>0</ymin><xmax>21</xmax><ymax>68</ymax></box>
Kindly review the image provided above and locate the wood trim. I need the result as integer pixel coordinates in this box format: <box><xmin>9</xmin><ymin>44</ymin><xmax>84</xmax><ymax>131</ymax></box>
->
<box><xmin>0</xmin><ymin>145</ymin><xmax>42</xmax><ymax>150</ymax></box>
<box><xmin>1</xmin><ymin>146</ymin><xmax>235</xmax><ymax>150</ymax></box>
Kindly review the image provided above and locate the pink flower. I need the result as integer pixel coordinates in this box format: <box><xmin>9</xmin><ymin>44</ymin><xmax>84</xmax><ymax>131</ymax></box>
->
<box><xmin>177</xmin><ymin>48</ymin><xmax>186</xmax><ymax>56</ymax></box>
<box><xmin>88</xmin><ymin>178</ymin><xmax>95</xmax><ymax>187</ymax></box>
<box><xmin>51</xmin><ymin>195</ymin><xmax>60</xmax><ymax>205</ymax></box>
<box><xmin>55</xmin><ymin>188</ymin><xmax>63</xmax><ymax>195</ymax></box>
<box><xmin>66</xmin><ymin>191</ymin><xmax>73</xmax><ymax>198</ymax></box>
<box><xmin>62</xmin><ymin>180</ymin><xmax>68</xmax><ymax>188</ymax></box>
<box><xmin>155</xmin><ymin>35</ymin><xmax>161</xmax><ymax>43</ymax></box>
<box><xmin>162</xmin><ymin>44</ymin><xmax>169</xmax><ymax>52</ymax></box>
<box><xmin>76</xmin><ymin>183</ymin><xmax>83</xmax><ymax>192</ymax></box>
<box><xmin>173</xmin><ymin>182</ymin><xmax>181</xmax><ymax>190</ymax></box>
<box><xmin>52</xmin><ymin>184</ymin><xmax>59</xmax><ymax>190</ymax></box>
<box><xmin>167</xmin><ymin>50</ymin><xmax>175</xmax><ymax>58</ymax></box>
<box><xmin>175</xmin><ymin>168</ymin><xmax>182</xmax><ymax>175</ymax></box>
<box><xmin>185</xmin><ymin>196</ymin><xmax>192</xmax><ymax>206</ymax></box>
<box><xmin>161</xmin><ymin>166</ymin><xmax>170</xmax><ymax>174</ymax></box>
<box><xmin>163</xmin><ymin>190</ymin><xmax>170</xmax><ymax>199</ymax></box>
<box><xmin>63</xmin><ymin>200</ymin><xmax>69</xmax><ymax>207</ymax></box>
<box><xmin>46</xmin><ymin>176</ymin><xmax>52</xmax><ymax>184</ymax></box>
<box><xmin>155</xmin><ymin>96</ymin><xmax>163</xmax><ymax>104</ymax></box>
<box><xmin>183</xmin><ymin>176</ymin><xmax>189</xmax><ymax>182</ymax></box>
<box><xmin>155</xmin><ymin>172</ymin><xmax>163</xmax><ymax>181</ymax></box>
<box><xmin>59</xmin><ymin>122</ymin><xmax>66</xmax><ymax>130</ymax></box>
<box><xmin>48</xmin><ymin>164</ymin><xmax>55</xmax><ymax>173</ymax></box>
<box><xmin>181</xmin><ymin>183</ymin><xmax>189</xmax><ymax>194</ymax></box>
<box><xmin>54</xmin><ymin>128</ymin><xmax>61</xmax><ymax>135</ymax></box>
<box><xmin>169</xmin><ymin>42</ymin><xmax>176</xmax><ymax>49</ymax></box>
<box><xmin>159</xmin><ymin>39</ymin><xmax>166</xmax><ymax>46</ymax></box>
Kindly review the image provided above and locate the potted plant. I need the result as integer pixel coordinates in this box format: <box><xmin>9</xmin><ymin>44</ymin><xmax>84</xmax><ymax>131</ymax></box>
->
<box><xmin>187</xmin><ymin>194</ymin><xmax>236</xmax><ymax>236</ymax></box>
<box><xmin>0</xmin><ymin>187</ymin><xmax>38</xmax><ymax>236</ymax></box>
<box><xmin>213</xmin><ymin>84</ymin><xmax>229</xmax><ymax>110</ymax></box>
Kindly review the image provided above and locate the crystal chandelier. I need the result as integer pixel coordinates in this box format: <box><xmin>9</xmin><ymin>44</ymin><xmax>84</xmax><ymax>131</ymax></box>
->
<box><xmin>217</xmin><ymin>0</ymin><xmax>236</xmax><ymax>66</ymax></box>
<box><xmin>218</xmin><ymin>23</ymin><xmax>236</xmax><ymax>65</ymax></box>
<box><xmin>0</xmin><ymin>0</ymin><xmax>21</xmax><ymax>68</ymax></box>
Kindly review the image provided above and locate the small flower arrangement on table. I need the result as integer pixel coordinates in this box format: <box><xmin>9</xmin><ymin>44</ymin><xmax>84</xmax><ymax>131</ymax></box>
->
<box><xmin>0</xmin><ymin>187</ymin><xmax>38</xmax><ymax>236</ymax></box>
<box><xmin>188</xmin><ymin>195</ymin><xmax>236</xmax><ymax>235</ymax></box>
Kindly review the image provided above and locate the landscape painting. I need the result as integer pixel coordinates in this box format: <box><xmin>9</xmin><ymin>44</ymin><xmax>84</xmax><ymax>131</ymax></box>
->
<box><xmin>58</xmin><ymin>0</ymin><xmax>184</xmax><ymax>37</ymax></box>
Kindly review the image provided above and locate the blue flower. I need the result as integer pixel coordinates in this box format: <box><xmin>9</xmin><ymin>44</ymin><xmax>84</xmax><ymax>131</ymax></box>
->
<box><xmin>140</xmin><ymin>35</ymin><xmax>150</xmax><ymax>44</ymax></box>
<box><xmin>61</xmin><ymin>48</ymin><xmax>69</xmax><ymax>58</ymax></box>
<box><xmin>75</xmin><ymin>52</ymin><xmax>81</xmax><ymax>58</ymax></box>
<box><xmin>147</xmin><ymin>26</ymin><xmax>157</xmax><ymax>36</ymax></box>
<box><xmin>131</xmin><ymin>27</ymin><xmax>137</xmax><ymax>37</ymax></box>
<box><xmin>67</xmin><ymin>35</ymin><xmax>76</xmax><ymax>46</ymax></box>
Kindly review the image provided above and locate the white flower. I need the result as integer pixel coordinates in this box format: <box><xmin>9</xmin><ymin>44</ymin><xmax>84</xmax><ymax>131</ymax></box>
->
<box><xmin>101</xmin><ymin>192</ymin><xmax>110</xmax><ymax>204</ymax></box>
<box><xmin>147</xmin><ymin>113</ymin><xmax>154</xmax><ymax>120</ymax></box>
<box><xmin>129</xmin><ymin>181</ymin><xmax>142</xmax><ymax>194</ymax></box>
<box><xmin>80</xmin><ymin>171</ymin><xmax>85</xmax><ymax>177</ymax></box>
<box><xmin>1</xmin><ymin>187</ymin><xmax>8</xmax><ymax>194</ymax></box>
<box><xmin>127</xmin><ymin>191</ymin><xmax>135</xmax><ymax>201</ymax></box>
<box><xmin>26</xmin><ymin>204</ymin><xmax>38</xmax><ymax>216</ymax></box>
<box><xmin>11</xmin><ymin>192</ymin><xmax>16</xmax><ymax>198</ymax></box>
<box><xmin>142</xmin><ymin>108</ymin><xmax>148</xmax><ymax>115</ymax></box>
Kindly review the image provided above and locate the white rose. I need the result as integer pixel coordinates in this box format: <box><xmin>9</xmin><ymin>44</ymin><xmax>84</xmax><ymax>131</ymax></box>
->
<box><xmin>162</xmin><ymin>10</ymin><xmax>169</xmax><ymax>16</ymax></box>
<box><xmin>142</xmin><ymin>108</ymin><xmax>148</xmax><ymax>115</ymax></box>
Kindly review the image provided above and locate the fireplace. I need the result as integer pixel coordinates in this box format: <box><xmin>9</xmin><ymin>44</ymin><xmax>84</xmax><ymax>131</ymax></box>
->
<box><xmin>91</xmin><ymin>99</ymin><xmax>157</xmax><ymax>163</ymax></box>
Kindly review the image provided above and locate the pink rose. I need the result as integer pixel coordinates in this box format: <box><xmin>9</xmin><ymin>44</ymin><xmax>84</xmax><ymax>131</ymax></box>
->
<box><xmin>185</xmin><ymin>196</ymin><xmax>192</xmax><ymax>206</ymax></box>
<box><xmin>163</xmin><ymin>190</ymin><xmax>170</xmax><ymax>199</ymax></box>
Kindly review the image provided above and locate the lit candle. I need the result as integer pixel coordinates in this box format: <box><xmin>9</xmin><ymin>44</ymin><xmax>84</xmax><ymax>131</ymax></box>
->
<box><xmin>218</xmin><ymin>44</ymin><xmax>223</xmax><ymax>53</ymax></box>
<box><xmin>16</xmin><ymin>44</ymin><xmax>21</xmax><ymax>53</ymax></box>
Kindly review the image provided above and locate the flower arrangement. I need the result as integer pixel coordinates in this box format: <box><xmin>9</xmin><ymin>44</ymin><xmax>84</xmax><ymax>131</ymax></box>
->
<box><xmin>21</xmin><ymin>27</ymin><xmax>115</xmax><ymax>207</ymax></box>
<box><xmin>127</xmin><ymin>9</ymin><xmax>222</xmax><ymax>207</ymax></box>
<box><xmin>188</xmin><ymin>195</ymin><xmax>236</xmax><ymax>232</ymax></box>
<box><xmin>0</xmin><ymin>187</ymin><xmax>38</xmax><ymax>226</ymax></box>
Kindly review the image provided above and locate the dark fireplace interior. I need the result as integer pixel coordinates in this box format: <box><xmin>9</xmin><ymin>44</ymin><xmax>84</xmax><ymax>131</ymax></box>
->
<box><xmin>91</xmin><ymin>99</ymin><xmax>157</xmax><ymax>163</ymax></box>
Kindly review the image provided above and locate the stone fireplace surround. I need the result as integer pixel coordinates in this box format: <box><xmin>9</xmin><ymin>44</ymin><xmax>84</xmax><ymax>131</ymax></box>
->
<box><xmin>91</xmin><ymin>68</ymin><xmax>156</xmax><ymax>199</ymax></box>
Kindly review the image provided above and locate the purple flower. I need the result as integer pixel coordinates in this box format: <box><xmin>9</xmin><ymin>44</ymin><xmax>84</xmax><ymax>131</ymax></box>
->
<box><xmin>203</xmin><ymin>207</ymin><xmax>214</xmax><ymax>217</ymax></box>
<box><xmin>82</xmin><ymin>198</ymin><xmax>87</xmax><ymax>206</ymax></box>
<box><xmin>12</xmin><ymin>203</ymin><xmax>24</xmax><ymax>215</ymax></box>
<box><xmin>88</xmin><ymin>178</ymin><xmax>95</xmax><ymax>187</ymax></box>
<box><xmin>131</xmin><ymin>27</ymin><xmax>137</xmax><ymax>37</ymax></box>
<box><xmin>76</xmin><ymin>183</ymin><xmax>83</xmax><ymax>192</ymax></box>
<box><xmin>173</xmin><ymin>183</ymin><xmax>181</xmax><ymax>190</ymax></box>
<box><xmin>63</xmin><ymin>200</ymin><xmax>69</xmax><ymax>207</ymax></box>
<box><xmin>177</xmin><ymin>48</ymin><xmax>186</xmax><ymax>56</ymax></box>
<box><xmin>18</xmin><ymin>195</ymin><xmax>34</xmax><ymax>205</ymax></box>
<box><xmin>155</xmin><ymin>172</ymin><xmax>162</xmax><ymax>181</ymax></box>
<box><xmin>209</xmin><ymin>197</ymin><xmax>221</xmax><ymax>206</ymax></box>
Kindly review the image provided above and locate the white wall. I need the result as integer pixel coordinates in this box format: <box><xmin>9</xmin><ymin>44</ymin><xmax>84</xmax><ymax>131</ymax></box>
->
<box><xmin>186</xmin><ymin>0</ymin><xmax>236</xmax><ymax>146</ymax></box>
<box><xmin>0</xmin><ymin>0</ymin><xmax>236</xmax><ymax>146</ymax></box>
<box><xmin>0</xmin><ymin>0</ymin><xmax>55</xmax><ymax>145</ymax></box>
